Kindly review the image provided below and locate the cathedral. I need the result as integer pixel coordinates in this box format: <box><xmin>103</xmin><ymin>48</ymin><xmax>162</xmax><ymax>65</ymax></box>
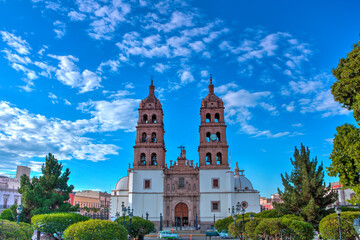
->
<box><xmin>110</xmin><ymin>77</ymin><xmax>260</xmax><ymax>228</ymax></box>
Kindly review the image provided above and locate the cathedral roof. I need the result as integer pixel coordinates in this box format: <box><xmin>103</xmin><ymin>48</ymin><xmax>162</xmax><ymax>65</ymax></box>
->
<box><xmin>115</xmin><ymin>176</ymin><xmax>128</xmax><ymax>191</ymax></box>
<box><xmin>234</xmin><ymin>171</ymin><xmax>254</xmax><ymax>191</ymax></box>
<box><xmin>140</xmin><ymin>80</ymin><xmax>162</xmax><ymax>108</ymax></box>
<box><xmin>201</xmin><ymin>76</ymin><xmax>223</xmax><ymax>106</ymax></box>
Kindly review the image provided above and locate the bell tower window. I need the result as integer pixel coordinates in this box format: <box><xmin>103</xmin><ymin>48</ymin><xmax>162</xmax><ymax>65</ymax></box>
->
<box><xmin>151</xmin><ymin>132</ymin><xmax>157</xmax><ymax>142</ymax></box>
<box><xmin>151</xmin><ymin>153</ymin><xmax>157</xmax><ymax>165</ymax></box>
<box><xmin>143</xmin><ymin>114</ymin><xmax>148</xmax><ymax>123</ymax></box>
<box><xmin>140</xmin><ymin>153</ymin><xmax>146</xmax><ymax>166</ymax></box>
<box><xmin>152</xmin><ymin>114</ymin><xmax>157</xmax><ymax>123</ymax></box>
<box><xmin>215</xmin><ymin>113</ymin><xmax>220</xmax><ymax>122</ymax></box>
<box><xmin>142</xmin><ymin>133</ymin><xmax>147</xmax><ymax>142</ymax></box>
<box><xmin>216</xmin><ymin>132</ymin><xmax>220</xmax><ymax>142</ymax></box>
<box><xmin>206</xmin><ymin>113</ymin><xmax>211</xmax><ymax>123</ymax></box>
<box><xmin>206</xmin><ymin>132</ymin><xmax>211</xmax><ymax>142</ymax></box>
<box><xmin>216</xmin><ymin>153</ymin><xmax>222</xmax><ymax>165</ymax></box>
<box><xmin>206</xmin><ymin>153</ymin><xmax>212</xmax><ymax>165</ymax></box>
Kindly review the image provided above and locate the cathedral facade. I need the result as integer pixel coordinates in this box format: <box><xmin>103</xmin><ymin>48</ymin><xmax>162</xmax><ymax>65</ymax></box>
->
<box><xmin>110</xmin><ymin>78</ymin><xmax>260</xmax><ymax>228</ymax></box>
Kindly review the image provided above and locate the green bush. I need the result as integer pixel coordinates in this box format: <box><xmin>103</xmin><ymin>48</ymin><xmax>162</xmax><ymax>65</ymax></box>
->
<box><xmin>32</xmin><ymin>212</ymin><xmax>89</xmax><ymax>239</ymax></box>
<box><xmin>319</xmin><ymin>211</ymin><xmax>360</xmax><ymax>240</ymax></box>
<box><xmin>215</xmin><ymin>216</ymin><xmax>233</xmax><ymax>231</ymax></box>
<box><xmin>255</xmin><ymin>209</ymin><xmax>282</xmax><ymax>218</ymax></box>
<box><xmin>63</xmin><ymin>219</ymin><xmax>128</xmax><ymax>240</ymax></box>
<box><xmin>0</xmin><ymin>209</ymin><xmax>15</xmax><ymax>221</ymax></box>
<box><xmin>19</xmin><ymin>222</ymin><xmax>34</xmax><ymax>239</ymax></box>
<box><xmin>254</xmin><ymin>218</ymin><xmax>282</xmax><ymax>238</ymax></box>
<box><xmin>118</xmin><ymin>216</ymin><xmax>154</xmax><ymax>240</ymax></box>
<box><xmin>0</xmin><ymin>220</ymin><xmax>27</xmax><ymax>240</ymax></box>
<box><xmin>286</xmin><ymin>220</ymin><xmax>314</xmax><ymax>240</ymax></box>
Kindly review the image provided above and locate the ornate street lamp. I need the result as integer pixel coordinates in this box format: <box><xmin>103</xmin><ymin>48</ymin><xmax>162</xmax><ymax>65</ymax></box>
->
<box><xmin>146</xmin><ymin>212</ymin><xmax>149</xmax><ymax>220</ymax></box>
<box><xmin>335</xmin><ymin>206</ymin><xmax>342</xmax><ymax>240</ymax></box>
<box><xmin>229</xmin><ymin>202</ymin><xmax>245</xmax><ymax>240</ymax></box>
<box><xmin>16</xmin><ymin>206</ymin><xmax>23</xmax><ymax>224</ymax></box>
<box><xmin>129</xmin><ymin>208</ymin><xmax>134</xmax><ymax>225</ymax></box>
<box><xmin>121</xmin><ymin>202</ymin><xmax>127</xmax><ymax>226</ymax></box>
<box><xmin>160</xmin><ymin>213</ymin><xmax>163</xmax><ymax>231</ymax></box>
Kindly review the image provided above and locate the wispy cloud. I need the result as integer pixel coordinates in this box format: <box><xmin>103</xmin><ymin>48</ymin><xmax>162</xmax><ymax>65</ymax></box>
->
<box><xmin>0</xmin><ymin>31</ymin><xmax>31</xmax><ymax>55</ymax></box>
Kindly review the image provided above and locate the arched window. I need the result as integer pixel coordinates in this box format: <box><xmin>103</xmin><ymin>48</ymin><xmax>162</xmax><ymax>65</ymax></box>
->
<box><xmin>216</xmin><ymin>153</ymin><xmax>222</xmax><ymax>165</ymax></box>
<box><xmin>216</xmin><ymin>132</ymin><xmax>221</xmax><ymax>142</ymax></box>
<box><xmin>206</xmin><ymin>132</ymin><xmax>211</xmax><ymax>142</ymax></box>
<box><xmin>206</xmin><ymin>113</ymin><xmax>211</xmax><ymax>123</ymax></box>
<box><xmin>142</xmin><ymin>132</ymin><xmax>147</xmax><ymax>142</ymax></box>
<box><xmin>143</xmin><ymin>114</ymin><xmax>148</xmax><ymax>123</ymax></box>
<box><xmin>152</xmin><ymin>114</ymin><xmax>157</xmax><ymax>123</ymax></box>
<box><xmin>206</xmin><ymin>153</ymin><xmax>212</xmax><ymax>165</ymax></box>
<box><xmin>215</xmin><ymin>113</ymin><xmax>220</xmax><ymax>122</ymax></box>
<box><xmin>151</xmin><ymin>132</ymin><xmax>157</xmax><ymax>142</ymax></box>
<box><xmin>140</xmin><ymin>153</ymin><xmax>146</xmax><ymax>166</ymax></box>
<box><xmin>151</xmin><ymin>153</ymin><xmax>157</xmax><ymax>165</ymax></box>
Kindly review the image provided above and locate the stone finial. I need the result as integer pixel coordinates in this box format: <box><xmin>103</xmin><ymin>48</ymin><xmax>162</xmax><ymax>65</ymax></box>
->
<box><xmin>234</xmin><ymin>162</ymin><xmax>239</xmax><ymax>176</ymax></box>
<box><xmin>208</xmin><ymin>74</ymin><xmax>214</xmax><ymax>95</ymax></box>
<box><xmin>149</xmin><ymin>77</ymin><xmax>155</xmax><ymax>95</ymax></box>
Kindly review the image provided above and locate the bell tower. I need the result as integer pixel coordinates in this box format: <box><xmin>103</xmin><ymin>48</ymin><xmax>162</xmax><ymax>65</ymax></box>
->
<box><xmin>133</xmin><ymin>80</ymin><xmax>166</xmax><ymax>169</ymax></box>
<box><xmin>198</xmin><ymin>76</ymin><xmax>229</xmax><ymax>169</ymax></box>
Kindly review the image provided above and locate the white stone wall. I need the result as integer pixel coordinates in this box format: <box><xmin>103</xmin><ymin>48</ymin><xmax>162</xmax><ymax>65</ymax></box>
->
<box><xmin>233</xmin><ymin>192</ymin><xmax>261</xmax><ymax>213</ymax></box>
<box><xmin>199</xmin><ymin>169</ymin><xmax>234</xmax><ymax>222</ymax></box>
<box><xmin>109</xmin><ymin>192</ymin><xmax>129</xmax><ymax>220</ymax></box>
<box><xmin>129</xmin><ymin>169</ymin><xmax>164</xmax><ymax>221</ymax></box>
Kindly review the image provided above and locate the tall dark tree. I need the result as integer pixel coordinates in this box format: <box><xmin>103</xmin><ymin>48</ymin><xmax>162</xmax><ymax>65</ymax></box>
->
<box><xmin>18</xmin><ymin>153</ymin><xmax>75</xmax><ymax>222</ymax></box>
<box><xmin>328</xmin><ymin>40</ymin><xmax>360</xmax><ymax>205</ymax></box>
<box><xmin>274</xmin><ymin>144</ymin><xmax>337</xmax><ymax>225</ymax></box>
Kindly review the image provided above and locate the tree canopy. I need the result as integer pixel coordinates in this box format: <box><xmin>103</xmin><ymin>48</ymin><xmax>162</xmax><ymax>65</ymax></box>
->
<box><xmin>18</xmin><ymin>153</ymin><xmax>76</xmax><ymax>222</ymax></box>
<box><xmin>328</xmin><ymin>40</ymin><xmax>360</xmax><ymax>205</ymax></box>
<box><xmin>274</xmin><ymin>144</ymin><xmax>337</xmax><ymax>224</ymax></box>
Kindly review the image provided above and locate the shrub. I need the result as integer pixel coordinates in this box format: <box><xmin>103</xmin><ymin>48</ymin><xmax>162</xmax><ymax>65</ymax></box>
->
<box><xmin>0</xmin><ymin>209</ymin><xmax>15</xmax><ymax>221</ymax></box>
<box><xmin>32</xmin><ymin>212</ymin><xmax>89</xmax><ymax>239</ymax></box>
<box><xmin>254</xmin><ymin>218</ymin><xmax>282</xmax><ymax>238</ymax></box>
<box><xmin>63</xmin><ymin>219</ymin><xmax>128</xmax><ymax>240</ymax></box>
<box><xmin>19</xmin><ymin>222</ymin><xmax>34</xmax><ymax>239</ymax></box>
<box><xmin>286</xmin><ymin>220</ymin><xmax>314</xmax><ymax>240</ymax></box>
<box><xmin>215</xmin><ymin>216</ymin><xmax>233</xmax><ymax>231</ymax></box>
<box><xmin>119</xmin><ymin>216</ymin><xmax>154</xmax><ymax>240</ymax></box>
<box><xmin>0</xmin><ymin>220</ymin><xmax>27</xmax><ymax>240</ymax></box>
<box><xmin>255</xmin><ymin>209</ymin><xmax>282</xmax><ymax>218</ymax></box>
<box><xmin>319</xmin><ymin>211</ymin><xmax>360</xmax><ymax>240</ymax></box>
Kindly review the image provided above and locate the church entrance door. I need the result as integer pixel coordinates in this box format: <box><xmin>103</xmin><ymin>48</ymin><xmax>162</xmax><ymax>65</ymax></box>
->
<box><xmin>175</xmin><ymin>203</ymin><xmax>189</xmax><ymax>226</ymax></box>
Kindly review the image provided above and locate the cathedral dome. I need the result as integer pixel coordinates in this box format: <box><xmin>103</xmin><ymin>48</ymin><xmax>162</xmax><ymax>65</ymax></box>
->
<box><xmin>115</xmin><ymin>176</ymin><xmax>129</xmax><ymax>191</ymax></box>
<box><xmin>234</xmin><ymin>172</ymin><xmax>253</xmax><ymax>191</ymax></box>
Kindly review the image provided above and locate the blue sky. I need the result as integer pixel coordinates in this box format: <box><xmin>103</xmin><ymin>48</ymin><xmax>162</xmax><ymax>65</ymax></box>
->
<box><xmin>0</xmin><ymin>0</ymin><xmax>359</xmax><ymax>197</ymax></box>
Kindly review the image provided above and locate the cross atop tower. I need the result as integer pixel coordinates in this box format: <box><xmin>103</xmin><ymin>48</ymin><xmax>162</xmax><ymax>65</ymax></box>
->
<box><xmin>177</xmin><ymin>145</ymin><xmax>186</xmax><ymax>159</ymax></box>
<box><xmin>149</xmin><ymin>76</ymin><xmax>155</xmax><ymax>95</ymax></box>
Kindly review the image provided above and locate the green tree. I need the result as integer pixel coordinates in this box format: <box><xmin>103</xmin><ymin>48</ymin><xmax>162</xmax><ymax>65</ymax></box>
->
<box><xmin>117</xmin><ymin>216</ymin><xmax>154</xmax><ymax>240</ymax></box>
<box><xmin>0</xmin><ymin>209</ymin><xmax>15</xmax><ymax>221</ymax></box>
<box><xmin>274</xmin><ymin>144</ymin><xmax>337</xmax><ymax>225</ymax></box>
<box><xmin>328</xmin><ymin>40</ymin><xmax>360</xmax><ymax>205</ymax></box>
<box><xmin>18</xmin><ymin>153</ymin><xmax>75</xmax><ymax>222</ymax></box>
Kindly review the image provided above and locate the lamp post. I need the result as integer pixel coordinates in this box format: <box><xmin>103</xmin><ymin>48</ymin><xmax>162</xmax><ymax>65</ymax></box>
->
<box><xmin>129</xmin><ymin>208</ymin><xmax>133</xmax><ymax>225</ymax></box>
<box><xmin>160</xmin><ymin>213</ymin><xmax>163</xmax><ymax>231</ymax></box>
<box><xmin>115</xmin><ymin>212</ymin><xmax>120</xmax><ymax>222</ymax></box>
<box><xmin>335</xmin><ymin>206</ymin><xmax>342</xmax><ymax>240</ymax></box>
<box><xmin>249</xmin><ymin>214</ymin><xmax>254</xmax><ymax>221</ymax></box>
<box><xmin>121</xmin><ymin>202</ymin><xmax>127</xmax><ymax>226</ymax></box>
<box><xmin>16</xmin><ymin>206</ymin><xmax>23</xmax><ymax>224</ymax></box>
<box><xmin>229</xmin><ymin>202</ymin><xmax>245</xmax><ymax>240</ymax></box>
<box><xmin>146</xmin><ymin>212</ymin><xmax>149</xmax><ymax>220</ymax></box>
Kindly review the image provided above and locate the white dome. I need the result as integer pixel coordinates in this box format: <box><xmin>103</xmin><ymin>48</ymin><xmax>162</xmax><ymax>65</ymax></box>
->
<box><xmin>234</xmin><ymin>175</ymin><xmax>253</xmax><ymax>191</ymax></box>
<box><xmin>115</xmin><ymin>176</ymin><xmax>129</xmax><ymax>191</ymax></box>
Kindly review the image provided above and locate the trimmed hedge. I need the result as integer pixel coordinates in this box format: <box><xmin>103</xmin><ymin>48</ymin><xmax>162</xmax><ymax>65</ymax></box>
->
<box><xmin>319</xmin><ymin>211</ymin><xmax>360</xmax><ymax>240</ymax></box>
<box><xmin>32</xmin><ymin>212</ymin><xmax>89</xmax><ymax>239</ymax></box>
<box><xmin>0</xmin><ymin>209</ymin><xmax>15</xmax><ymax>221</ymax></box>
<box><xmin>63</xmin><ymin>219</ymin><xmax>128</xmax><ymax>240</ymax></box>
<box><xmin>19</xmin><ymin>222</ymin><xmax>35</xmax><ymax>239</ymax></box>
<box><xmin>0</xmin><ymin>219</ymin><xmax>27</xmax><ymax>240</ymax></box>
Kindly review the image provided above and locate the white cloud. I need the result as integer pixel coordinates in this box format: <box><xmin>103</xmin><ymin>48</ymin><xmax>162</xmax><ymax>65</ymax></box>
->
<box><xmin>292</xmin><ymin>123</ymin><xmax>303</xmax><ymax>127</ymax></box>
<box><xmin>289</xmin><ymin>80</ymin><xmax>323</xmax><ymax>94</ymax></box>
<box><xmin>201</xmin><ymin>70</ymin><xmax>209</xmax><ymax>78</ymax></box>
<box><xmin>282</xmin><ymin>101</ymin><xmax>295</xmax><ymax>112</ymax></box>
<box><xmin>0</xmin><ymin>101</ymin><xmax>120</xmax><ymax>164</ymax></box>
<box><xmin>97</xmin><ymin>59</ymin><xmax>120</xmax><ymax>72</ymax></box>
<box><xmin>147</xmin><ymin>11</ymin><xmax>194</xmax><ymax>32</ymax></box>
<box><xmin>68</xmin><ymin>11</ymin><xmax>86</xmax><ymax>21</ymax></box>
<box><xmin>178</xmin><ymin>70</ymin><xmax>194</xmax><ymax>84</ymax></box>
<box><xmin>154</xmin><ymin>63</ymin><xmax>170</xmax><ymax>73</ymax></box>
<box><xmin>189</xmin><ymin>41</ymin><xmax>205</xmax><ymax>53</ymax></box>
<box><xmin>49</xmin><ymin>54</ymin><xmax>102</xmax><ymax>93</ymax></box>
<box><xmin>215</xmin><ymin>82</ymin><xmax>238</xmax><ymax>94</ymax></box>
<box><xmin>54</xmin><ymin>21</ymin><xmax>66</xmax><ymax>39</ymax></box>
<box><xmin>299</xmin><ymin>90</ymin><xmax>350</xmax><ymax>117</ymax></box>
<box><xmin>0</xmin><ymin>31</ymin><xmax>31</xmax><ymax>55</ymax></box>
